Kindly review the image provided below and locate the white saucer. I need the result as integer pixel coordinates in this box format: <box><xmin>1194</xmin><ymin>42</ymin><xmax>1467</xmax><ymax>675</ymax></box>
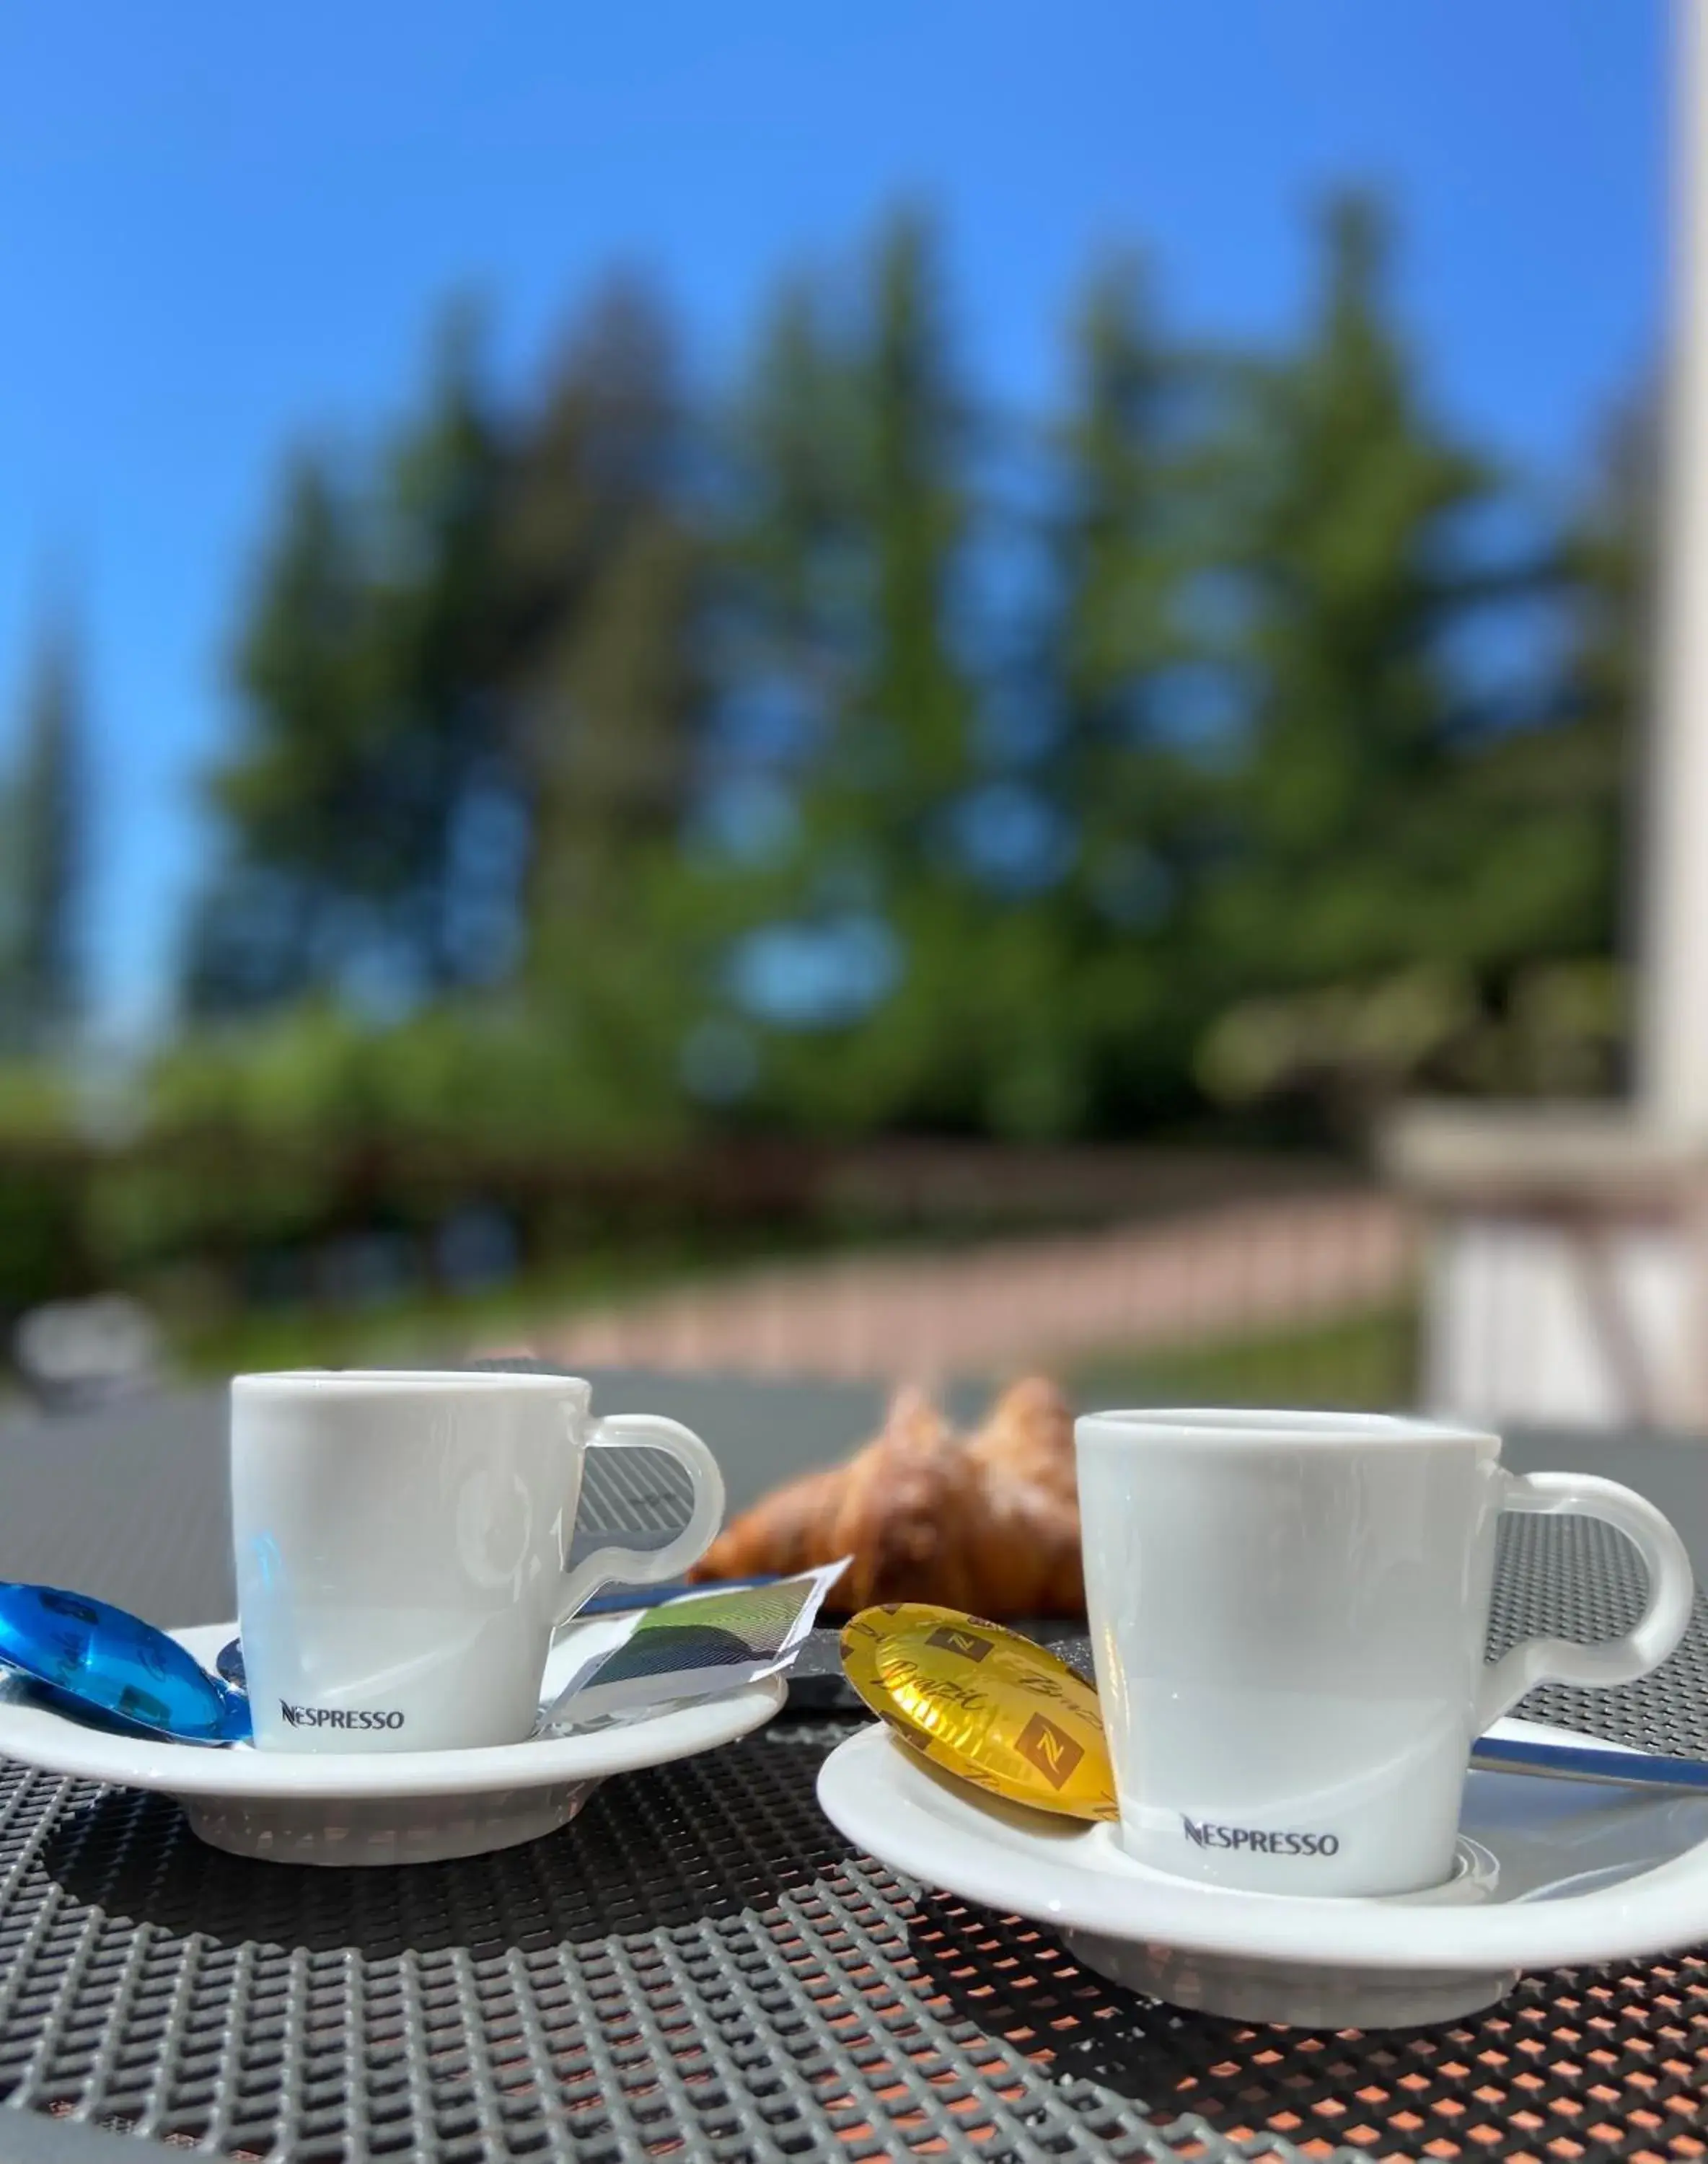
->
<box><xmin>0</xmin><ymin>1619</ymin><xmax>785</xmax><ymax>1866</ymax></box>
<box><xmin>817</xmin><ymin>1719</ymin><xmax>1708</xmax><ymax>2028</ymax></box>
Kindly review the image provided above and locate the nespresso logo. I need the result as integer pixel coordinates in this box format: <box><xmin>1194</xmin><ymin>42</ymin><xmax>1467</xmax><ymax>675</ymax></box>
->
<box><xmin>1014</xmin><ymin>1711</ymin><xmax>1084</xmax><ymax>1788</ymax></box>
<box><xmin>925</xmin><ymin>1626</ymin><xmax>992</xmax><ymax>1662</ymax></box>
<box><xmin>1182</xmin><ymin>1816</ymin><xmax>1339</xmax><ymax>1856</ymax></box>
<box><xmin>279</xmin><ymin>1702</ymin><xmax>405</xmax><ymax>1731</ymax></box>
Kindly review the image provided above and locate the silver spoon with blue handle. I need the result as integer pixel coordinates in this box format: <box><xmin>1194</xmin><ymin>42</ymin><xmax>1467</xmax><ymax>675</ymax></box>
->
<box><xmin>1471</xmin><ymin>1728</ymin><xmax>1708</xmax><ymax>1792</ymax></box>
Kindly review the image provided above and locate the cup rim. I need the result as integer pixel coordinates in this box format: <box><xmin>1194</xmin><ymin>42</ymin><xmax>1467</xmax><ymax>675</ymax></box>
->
<box><xmin>1075</xmin><ymin>1407</ymin><xmax>1500</xmax><ymax>1451</ymax></box>
<box><xmin>232</xmin><ymin>1368</ymin><xmax>591</xmax><ymax>1394</ymax></box>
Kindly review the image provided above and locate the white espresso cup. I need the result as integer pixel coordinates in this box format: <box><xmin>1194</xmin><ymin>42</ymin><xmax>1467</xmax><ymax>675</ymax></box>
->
<box><xmin>232</xmin><ymin>1370</ymin><xmax>726</xmax><ymax>1753</ymax></box>
<box><xmin>1075</xmin><ymin>1408</ymin><xmax>1695</xmax><ymax>1896</ymax></box>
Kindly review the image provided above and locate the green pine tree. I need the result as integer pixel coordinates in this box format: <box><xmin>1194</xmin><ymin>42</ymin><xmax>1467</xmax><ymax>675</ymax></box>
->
<box><xmin>1551</xmin><ymin>391</ymin><xmax>1652</xmax><ymax>962</ymax></box>
<box><xmin>1</xmin><ymin>607</ymin><xmax>87</xmax><ymax>1052</ymax></box>
<box><xmin>186</xmin><ymin>306</ymin><xmax>514</xmax><ymax>1013</ymax></box>
<box><xmin>728</xmin><ymin>276</ymin><xmax>864</xmax><ymax>670</ymax></box>
<box><xmin>503</xmin><ymin>277</ymin><xmax>702</xmax><ymax>962</ymax></box>
<box><xmin>1225</xmin><ymin>195</ymin><xmax>1494</xmax><ymax>944</ymax></box>
<box><xmin>729</xmin><ymin>213</ymin><xmax>991</xmax><ymax>1134</ymax></box>
<box><xmin>1444</xmin><ymin>393</ymin><xmax>1651</xmax><ymax>1096</ymax></box>
<box><xmin>183</xmin><ymin>450</ymin><xmax>366</xmax><ymax>1013</ymax></box>
<box><xmin>1034</xmin><ymin>252</ymin><xmax>1230</xmax><ymax>1133</ymax></box>
<box><xmin>860</xmin><ymin>213</ymin><xmax>977</xmax><ymax>858</ymax></box>
<box><xmin>445</xmin><ymin>274</ymin><xmax>713</xmax><ymax>1144</ymax></box>
<box><xmin>1193</xmin><ymin>195</ymin><xmax>1532</xmax><ymax>1127</ymax></box>
<box><xmin>1194</xmin><ymin>193</ymin><xmax>1625</xmax><ymax>1127</ymax></box>
<box><xmin>367</xmin><ymin>301</ymin><xmax>514</xmax><ymax>991</ymax></box>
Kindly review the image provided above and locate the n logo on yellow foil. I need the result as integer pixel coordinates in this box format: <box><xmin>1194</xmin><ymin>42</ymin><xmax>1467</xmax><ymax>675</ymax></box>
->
<box><xmin>1015</xmin><ymin>1711</ymin><xmax>1084</xmax><ymax>1788</ymax></box>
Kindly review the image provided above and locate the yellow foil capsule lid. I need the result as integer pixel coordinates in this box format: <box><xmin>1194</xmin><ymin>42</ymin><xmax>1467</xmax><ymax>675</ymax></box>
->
<box><xmin>840</xmin><ymin>1603</ymin><xmax>1118</xmax><ymax>1821</ymax></box>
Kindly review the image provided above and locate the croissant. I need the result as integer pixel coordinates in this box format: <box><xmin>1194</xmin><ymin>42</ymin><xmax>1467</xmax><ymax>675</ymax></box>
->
<box><xmin>690</xmin><ymin>1376</ymin><xmax>1085</xmax><ymax>1617</ymax></box>
<box><xmin>964</xmin><ymin>1373</ymin><xmax>1078</xmax><ymax>1502</ymax></box>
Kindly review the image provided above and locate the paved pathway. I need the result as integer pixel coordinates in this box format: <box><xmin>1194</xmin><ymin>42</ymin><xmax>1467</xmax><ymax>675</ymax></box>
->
<box><xmin>540</xmin><ymin>1190</ymin><xmax>1415</xmax><ymax>1384</ymax></box>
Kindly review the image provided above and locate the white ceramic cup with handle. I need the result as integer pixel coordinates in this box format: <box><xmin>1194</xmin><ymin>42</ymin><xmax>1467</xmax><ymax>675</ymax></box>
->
<box><xmin>232</xmin><ymin>1370</ymin><xmax>726</xmax><ymax>1753</ymax></box>
<box><xmin>1074</xmin><ymin>1408</ymin><xmax>1695</xmax><ymax>1897</ymax></box>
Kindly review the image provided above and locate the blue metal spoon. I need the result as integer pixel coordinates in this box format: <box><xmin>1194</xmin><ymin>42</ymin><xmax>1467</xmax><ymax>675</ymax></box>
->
<box><xmin>0</xmin><ymin>1584</ymin><xmax>249</xmax><ymax>1744</ymax></box>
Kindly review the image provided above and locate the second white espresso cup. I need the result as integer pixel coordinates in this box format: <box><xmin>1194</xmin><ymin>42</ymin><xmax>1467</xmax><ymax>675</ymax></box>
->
<box><xmin>232</xmin><ymin>1369</ymin><xmax>726</xmax><ymax>1753</ymax></box>
<box><xmin>1075</xmin><ymin>1407</ymin><xmax>1695</xmax><ymax>1897</ymax></box>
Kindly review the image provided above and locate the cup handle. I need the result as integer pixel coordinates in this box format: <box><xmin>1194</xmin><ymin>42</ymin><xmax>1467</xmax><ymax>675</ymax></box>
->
<box><xmin>1474</xmin><ymin>1469</ymin><xmax>1696</xmax><ymax>1732</ymax></box>
<box><xmin>555</xmin><ymin>1412</ymin><xmax>726</xmax><ymax>1627</ymax></box>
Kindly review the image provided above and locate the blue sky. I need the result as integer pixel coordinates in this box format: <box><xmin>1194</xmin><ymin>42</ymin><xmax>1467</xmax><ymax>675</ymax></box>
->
<box><xmin>0</xmin><ymin>1</ymin><xmax>1668</xmax><ymax>1037</ymax></box>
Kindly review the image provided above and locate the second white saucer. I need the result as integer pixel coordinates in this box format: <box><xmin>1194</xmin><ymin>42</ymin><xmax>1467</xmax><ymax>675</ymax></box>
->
<box><xmin>817</xmin><ymin>1719</ymin><xmax>1708</xmax><ymax>2027</ymax></box>
<box><xmin>0</xmin><ymin>1618</ymin><xmax>785</xmax><ymax>1866</ymax></box>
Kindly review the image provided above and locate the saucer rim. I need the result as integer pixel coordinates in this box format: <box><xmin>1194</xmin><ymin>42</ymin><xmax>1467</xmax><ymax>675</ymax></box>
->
<box><xmin>818</xmin><ymin>1720</ymin><xmax>1708</xmax><ymax>1974</ymax></box>
<box><xmin>0</xmin><ymin>1619</ymin><xmax>785</xmax><ymax>1798</ymax></box>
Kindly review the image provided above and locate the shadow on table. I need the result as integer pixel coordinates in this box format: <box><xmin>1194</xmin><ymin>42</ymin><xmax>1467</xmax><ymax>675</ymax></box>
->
<box><xmin>37</xmin><ymin>1729</ymin><xmax>859</xmax><ymax>1957</ymax></box>
<box><xmin>904</xmin><ymin>1884</ymin><xmax>1256</xmax><ymax>2108</ymax></box>
<box><xmin>902</xmin><ymin>1886</ymin><xmax>1580</xmax><ymax>2148</ymax></box>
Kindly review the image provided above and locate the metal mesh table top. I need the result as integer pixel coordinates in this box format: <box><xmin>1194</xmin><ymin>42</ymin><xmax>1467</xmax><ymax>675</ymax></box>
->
<box><xmin>0</xmin><ymin>1517</ymin><xmax>1704</xmax><ymax>2163</ymax></box>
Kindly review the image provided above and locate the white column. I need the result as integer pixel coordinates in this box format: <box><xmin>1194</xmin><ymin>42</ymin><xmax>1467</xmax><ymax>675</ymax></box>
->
<box><xmin>1642</xmin><ymin>0</ymin><xmax>1708</xmax><ymax>1134</ymax></box>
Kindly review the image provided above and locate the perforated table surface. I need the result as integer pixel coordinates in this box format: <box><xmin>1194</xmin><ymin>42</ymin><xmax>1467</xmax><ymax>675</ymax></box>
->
<box><xmin>0</xmin><ymin>1415</ymin><xmax>1704</xmax><ymax>2162</ymax></box>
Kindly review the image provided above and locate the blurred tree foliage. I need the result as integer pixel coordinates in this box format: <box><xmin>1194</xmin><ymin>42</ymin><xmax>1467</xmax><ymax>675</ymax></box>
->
<box><xmin>185</xmin><ymin>309</ymin><xmax>515</xmax><ymax>1011</ymax></box>
<box><xmin>0</xmin><ymin>192</ymin><xmax>1654</xmax><ymax>1315</ymax></box>
<box><xmin>721</xmin><ymin>214</ymin><xmax>993</xmax><ymax>1133</ymax></box>
<box><xmin>1195</xmin><ymin>198</ymin><xmax>1632</xmax><ymax>1130</ymax></box>
<box><xmin>172</xmin><ymin>194</ymin><xmax>1646</xmax><ymax>1156</ymax></box>
<box><xmin>0</xmin><ymin>607</ymin><xmax>86</xmax><ymax>1053</ymax></box>
<box><xmin>0</xmin><ymin>610</ymin><xmax>94</xmax><ymax>1312</ymax></box>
